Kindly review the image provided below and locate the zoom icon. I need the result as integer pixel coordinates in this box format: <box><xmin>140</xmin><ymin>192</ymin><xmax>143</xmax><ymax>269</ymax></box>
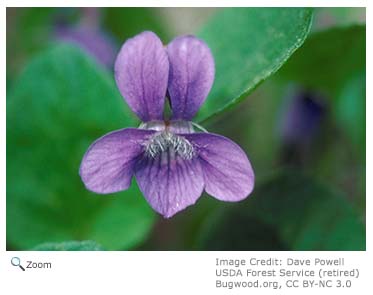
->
<box><xmin>11</xmin><ymin>257</ymin><xmax>25</xmax><ymax>271</ymax></box>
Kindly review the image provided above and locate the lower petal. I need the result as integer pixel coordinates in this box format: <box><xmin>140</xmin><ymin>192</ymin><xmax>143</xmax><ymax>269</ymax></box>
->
<box><xmin>80</xmin><ymin>128</ymin><xmax>154</xmax><ymax>194</ymax></box>
<box><xmin>135</xmin><ymin>152</ymin><xmax>204</xmax><ymax>218</ymax></box>
<box><xmin>185</xmin><ymin>133</ymin><xmax>255</xmax><ymax>201</ymax></box>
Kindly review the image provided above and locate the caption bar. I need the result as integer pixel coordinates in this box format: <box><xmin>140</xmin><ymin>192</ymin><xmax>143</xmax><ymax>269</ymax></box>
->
<box><xmin>215</xmin><ymin>257</ymin><xmax>359</xmax><ymax>290</ymax></box>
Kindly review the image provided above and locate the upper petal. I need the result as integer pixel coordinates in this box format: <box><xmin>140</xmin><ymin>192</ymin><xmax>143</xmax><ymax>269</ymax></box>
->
<box><xmin>114</xmin><ymin>31</ymin><xmax>169</xmax><ymax>121</ymax></box>
<box><xmin>135</xmin><ymin>151</ymin><xmax>204</xmax><ymax>218</ymax></box>
<box><xmin>80</xmin><ymin>128</ymin><xmax>154</xmax><ymax>194</ymax></box>
<box><xmin>167</xmin><ymin>35</ymin><xmax>215</xmax><ymax>120</ymax></box>
<box><xmin>185</xmin><ymin>133</ymin><xmax>254</xmax><ymax>201</ymax></box>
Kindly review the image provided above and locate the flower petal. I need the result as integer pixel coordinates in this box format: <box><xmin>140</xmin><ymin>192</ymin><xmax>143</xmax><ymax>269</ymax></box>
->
<box><xmin>135</xmin><ymin>152</ymin><xmax>204</xmax><ymax>218</ymax></box>
<box><xmin>185</xmin><ymin>133</ymin><xmax>254</xmax><ymax>201</ymax></box>
<box><xmin>80</xmin><ymin>128</ymin><xmax>154</xmax><ymax>194</ymax></box>
<box><xmin>114</xmin><ymin>31</ymin><xmax>169</xmax><ymax>121</ymax></box>
<box><xmin>167</xmin><ymin>35</ymin><xmax>215</xmax><ymax>120</ymax></box>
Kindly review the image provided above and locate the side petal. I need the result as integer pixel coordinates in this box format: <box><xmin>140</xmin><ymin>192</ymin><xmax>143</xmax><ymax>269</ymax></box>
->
<box><xmin>114</xmin><ymin>31</ymin><xmax>169</xmax><ymax>121</ymax></box>
<box><xmin>167</xmin><ymin>35</ymin><xmax>215</xmax><ymax>120</ymax></box>
<box><xmin>80</xmin><ymin>128</ymin><xmax>154</xmax><ymax>194</ymax></box>
<box><xmin>185</xmin><ymin>133</ymin><xmax>254</xmax><ymax>201</ymax></box>
<box><xmin>135</xmin><ymin>152</ymin><xmax>204</xmax><ymax>218</ymax></box>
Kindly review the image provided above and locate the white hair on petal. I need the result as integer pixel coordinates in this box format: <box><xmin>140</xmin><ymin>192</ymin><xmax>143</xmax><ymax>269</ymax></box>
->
<box><xmin>144</xmin><ymin>131</ymin><xmax>195</xmax><ymax>160</ymax></box>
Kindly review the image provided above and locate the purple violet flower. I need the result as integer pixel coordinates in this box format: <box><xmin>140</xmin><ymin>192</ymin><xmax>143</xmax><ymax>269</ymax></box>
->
<box><xmin>280</xmin><ymin>89</ymin><xmax>325</xmax><ymax>145</ymax></box>
<box><xmin>79</xmin><ymin>31</ymin><xmax>255</xmax><ymax>218</ymax></box>
<box><xmin>55</xmin><ymin>25</ymin><xmax>116</xmax><ymax>67</ymax></box>
<box><xmin>55</xmin><ymin>8</ymin><xmax>116</xmax><ymax>67</ymax></box>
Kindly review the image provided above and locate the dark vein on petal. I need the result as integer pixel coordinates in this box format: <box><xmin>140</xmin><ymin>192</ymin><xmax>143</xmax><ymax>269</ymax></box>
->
<box><xmin>198</xmin><ymin>156</ymin><xmax>243</xmax><ymax>193</ymax></box>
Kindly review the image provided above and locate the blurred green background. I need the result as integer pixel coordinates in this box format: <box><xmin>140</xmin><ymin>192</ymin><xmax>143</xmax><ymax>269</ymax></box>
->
<box><xmin>6</xmin><ymin>7</ymin><xmax>366</xmax><ymax>251</ymax></box>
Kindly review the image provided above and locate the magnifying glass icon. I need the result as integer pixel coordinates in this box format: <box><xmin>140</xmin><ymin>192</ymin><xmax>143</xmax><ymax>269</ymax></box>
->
<box><xmin>11</xmin><ymin>257</ymin><xmax>25</xmax><ymax>271</ymax></box>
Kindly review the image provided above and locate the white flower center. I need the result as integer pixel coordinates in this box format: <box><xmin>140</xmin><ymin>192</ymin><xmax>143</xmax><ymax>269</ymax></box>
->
<box><xmin>139</xmin><ymin>120</ymin><xmax>206</xmax><ymax>160</ymax></box>
<box><xmin>144</xmin><ymin>131</ymin><xmax>195</xmax><ymax>160</ymax></box>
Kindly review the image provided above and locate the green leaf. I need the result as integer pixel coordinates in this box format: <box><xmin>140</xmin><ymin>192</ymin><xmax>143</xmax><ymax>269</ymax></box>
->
<box><xmin>278</xmin><ymin>25</ymin><xmax>365</xmax><ymax>153</ymax></box>
<box><xmin>32</xmin><ymin>240</ymin><xmax>104</xmax><ymax>251</ymax></box>
<box><xmin>335</xmin><ymin>73</ymin><xmax>366</xmax><ymax>154</ymax></box>
<box><xmin>198</xmin><ymin>214</ymin><xmax>287</xmax><ymax>250</ymax></box>
<box><xmin>198</xmin><ymin>170</ymin><xmax>365</xmax><ymax>250</ymax></box>
<box><xmin>195</xmin><ymin>8</ymin><xmax>313</xmax><ymax>122</ymax></box>
<box><xmin>102</xmin><ymin>8</ymin><xmax>170</xmax><ymax>43</ymax></box>
<box><xmin>7</xmin><ymin>44</ymin><xmax>155</xmax><ymax>250</ymax></box>
<box><xmin>278</xmin><ymin>25</ymin><xmax>365</xmax><ymax>97</ymax></box>
<box><xmin>7</xmin><ymin>8</ymin><xmax>55</xmax><ymax>80</ymax></box>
